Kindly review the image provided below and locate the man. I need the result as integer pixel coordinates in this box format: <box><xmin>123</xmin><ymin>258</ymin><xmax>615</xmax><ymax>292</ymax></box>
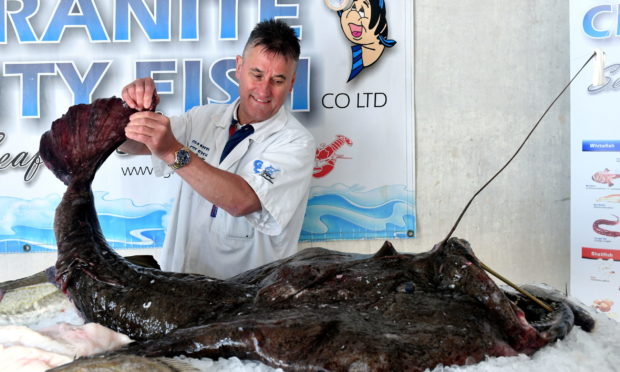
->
<box><xmin>119</xmin><ymin>19</ymin><xmax>315</xmax><ymax>278</ymax></box>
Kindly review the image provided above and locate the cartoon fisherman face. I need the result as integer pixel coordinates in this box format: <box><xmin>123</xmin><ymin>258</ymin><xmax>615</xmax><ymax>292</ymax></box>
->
<box><xmin>339</xmin><ymin>0</ymin><xmax>379</xmax><ymax>46</ymax></box>
<box><xmin>336</xmin><ymin>0</ymin><xmax>396</xmax><ymax>81</ymax></box>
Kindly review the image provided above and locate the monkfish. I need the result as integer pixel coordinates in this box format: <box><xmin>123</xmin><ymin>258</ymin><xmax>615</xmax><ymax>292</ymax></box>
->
<box><xmin>39</xmin><ymin>97</ymin><xmax>594</xmax><ymax>371</ymax></box>
<box><xmin>592</xmin><ymin>168</ymin><xmax>620</xmax><ymax>187</ymax></box>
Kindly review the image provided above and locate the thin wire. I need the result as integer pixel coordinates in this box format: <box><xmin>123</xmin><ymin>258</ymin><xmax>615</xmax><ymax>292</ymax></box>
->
<box><xmin>441</xmin><ymin>52</ymin><xmax>596</xmax><ymax>246</ymax></box>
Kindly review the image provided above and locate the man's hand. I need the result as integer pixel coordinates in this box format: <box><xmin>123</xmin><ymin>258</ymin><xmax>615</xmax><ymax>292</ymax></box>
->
<box><xmin>125</xmin><ymin>111</ymin><xmax>181</xmax><ymax>164</ymax></box>
<box><xmin>121</xmin><ymin>77</ymin><xmax>177</xmax><ymax>160</ymax></box>
<box><xmin>121</xmin><ymin>77</ymin><xmax>160</xmax><ymax>111</ymax></box>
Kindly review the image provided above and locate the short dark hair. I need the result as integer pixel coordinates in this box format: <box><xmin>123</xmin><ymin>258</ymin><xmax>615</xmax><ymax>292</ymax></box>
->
<box><xmin>243</xmin><ymin>19</ymin><xmax>300</xmax><ymax>63</ymax></box>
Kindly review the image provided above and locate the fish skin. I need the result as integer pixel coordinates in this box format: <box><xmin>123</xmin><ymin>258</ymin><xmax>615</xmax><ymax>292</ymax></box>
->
<box><xmin>47</xmin><ymin>354</ymin><xmax>199</xmax><ymax>372</ymax></box>
<box><xmin>0</xmin><ymin>284</ymin><xmax>70</xmax><ymax>326</ymax></box>
<box><xmin>0</xmin><ymin>268</ymin><xmax>75</xmax><ymax>327</ymax></box>
<box><xmin>47</xmin><ymin>355</ymin><xmax>200</xmax><ymax>372</ymax></box>
<box><xmin>38</xmin><ymin>97</ymin><xmax>595</xmax><ymax>371</ymax></box>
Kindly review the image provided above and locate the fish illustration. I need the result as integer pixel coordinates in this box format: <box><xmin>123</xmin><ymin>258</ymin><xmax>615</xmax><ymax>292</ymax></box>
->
<box><xmin>36</xmin><ymin>97</ymin><xmax>594</xmax><ymax>371</ymax></box>
<box><xmin>596</xmin><ymin>194</ymin><xmax>620</xmax><ymax>203</ymax></box>
<box><xmin>592</xmin><ymin>168</ymin><xmax>620</xmax><ymax>187</ymax></box>
<box><xmin>593</xmin><ymin>215</ymin><xmax>620</xmax><ymax>237</ymax></box>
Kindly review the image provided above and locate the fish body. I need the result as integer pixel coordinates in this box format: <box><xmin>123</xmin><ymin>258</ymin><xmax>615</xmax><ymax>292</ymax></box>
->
<box><xmin>0</xmin><ymin>283</ymin><xmax>70</xmax><ymax>326</ymax></box>
<box><xmin>0</xmin><ymin>268</ymin><xmax>75</xmax><ymax>327</ymax></box>
<box><xmin>0</xmin><ymin>323</ymin><xmax>131</xmax><ymax>358</ymax></box>
<box><xmin>48</xmin><ymin>354</ymin><xmax>199</xmax><ymax>372</ymax></box>
<box><xmin>38</xmin><ymin>97</ymin><xmax>595</xmax><ymax>371</ymax></box>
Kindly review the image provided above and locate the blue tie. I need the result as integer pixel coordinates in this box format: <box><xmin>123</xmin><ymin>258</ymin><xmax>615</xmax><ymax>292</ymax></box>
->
<box><xmin>211</xmin><ymin>120</ymin><xmax>255</xmax><ymax>218</ymax></box>
<box><xmin>348</xmin><ymin>45</ymin><xmax>364</xmax><ymax>82</ymax></box>
<box><xmin>220</xmin><ymin>120</ymin><xmax>254</xmax><ymax>163</ymax></box>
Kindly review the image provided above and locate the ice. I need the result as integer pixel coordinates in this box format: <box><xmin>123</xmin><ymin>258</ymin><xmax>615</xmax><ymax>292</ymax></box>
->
<box><xmin>2</xmin><ymin>300</ymin><xmax>619</xmax><ymax>371</ymax></box>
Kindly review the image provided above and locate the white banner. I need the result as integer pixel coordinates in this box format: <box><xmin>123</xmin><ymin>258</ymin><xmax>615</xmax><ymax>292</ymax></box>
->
<box><xmin>570</xmin><ymin>0</ymin><xmax>620</xmax><ymax>318</ymax></box>
<box><xmin>0</xmin><ymin>0</ymin><xmax>415</xmax><ymax>256</ymax></box>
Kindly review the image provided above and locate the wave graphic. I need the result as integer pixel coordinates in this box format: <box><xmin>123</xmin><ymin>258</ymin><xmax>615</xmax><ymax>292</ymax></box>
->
<box><xmin>2</xmin><ymin>185</ymin><xmax>416</xmax><ymax>252</ymax></box>
<box><xmin>0</xmin><ymin>192</ymin><xmax>170</xmax><ymax>254</ymax></box>
<box><xmin>300</xmin><ymin>184</ymin><xmax>416</xmax><ymax>241</ymax></box>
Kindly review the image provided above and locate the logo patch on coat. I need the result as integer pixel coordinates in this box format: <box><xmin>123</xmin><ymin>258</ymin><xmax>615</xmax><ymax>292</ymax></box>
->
<box><xmin>253</xmin><ymin>160</ymin><xmax>280</xmax><ymax>184</ymax></box>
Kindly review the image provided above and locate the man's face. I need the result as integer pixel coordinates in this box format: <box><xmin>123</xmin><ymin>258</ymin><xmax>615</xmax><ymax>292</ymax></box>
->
<box><xmin>235</xmin><ymin>45</ymin><xmax>297</xmax><ymax>125</ymax></box>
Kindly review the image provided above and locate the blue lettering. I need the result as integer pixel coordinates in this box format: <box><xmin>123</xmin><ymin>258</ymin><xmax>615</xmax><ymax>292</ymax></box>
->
<box><xmin>56</xmin><ymin>61</ymin><xmax>111</xmax><ymax>104</ymax></box>
<box><xmin>184</xmin><ymin>59</ymin><xmax>202</xmax><ymax>111</ymax></box>
<box><xmin>583</xmin><ymin>5</ymin><xmax>613</xmax><ymax>38</ymax></box>
<box><xmin>1</xmin><ymin>0</ymin><xmax>38</xmax><ymax>43</ymax></box>
<box><xmin>180</xmin><ymin>0</ymin><xmax>198</xmax><ymax>40</ymax></box>
<box><xmin>207</xmin><ymin>58</ymin><xmax>238</xmax><ymax>104</ymax></box>
<box><xmin>115</xmin><ymin>0</ymin><xmax>171</xmax><ymax>41</ymax></box>
<box><xmin>135</xmin><ymin>60</ymin><xmax>177</xmax><ymax>94</ymax></box>
<box><xmin>41</xmin><ymin>0</ymin><xmax>109</xmax><ymax>42</ymax></box>
<box><xmin>291</xmin><ymin>57</ymin><xmax>309</xmax><ymax>111</ymax></box>
<box><xmin>3</xmin><ymin>62</ymin><xmax>56</xmax><ymax>118</ymax></box>
<box><xmin>220</xmin><ymin>0</ymin><xmax>238</xmax><ymax>40</ymax></box>
<box><xmin>259</xmin><ymin>0</ymin><xmax>301</xmax><ymax>38</ymax></box>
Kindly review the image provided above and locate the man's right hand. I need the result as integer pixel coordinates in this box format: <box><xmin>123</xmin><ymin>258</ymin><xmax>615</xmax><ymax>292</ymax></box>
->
<box><xmin>125</xmin><ymin>110</ymin><xmax>182</xmax><ymax>163</ymax></box>
<box><xmin>121</xmin><ymin>77</ymin><xmax>160</xmax><ymax>111</ymax></box>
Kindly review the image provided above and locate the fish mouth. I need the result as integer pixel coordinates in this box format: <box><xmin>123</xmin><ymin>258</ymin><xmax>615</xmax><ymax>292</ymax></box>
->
<box><xmin>348</xmin><ymin>23</ymin><xmax>364</xmax><ymax>39</ymax></box>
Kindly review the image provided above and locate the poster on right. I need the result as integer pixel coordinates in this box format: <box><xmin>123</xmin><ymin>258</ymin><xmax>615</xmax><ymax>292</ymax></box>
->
<box><xmin>570</xmin><ymin>1</ymin><xmax>620</xmax><ymax>319</ymax></box>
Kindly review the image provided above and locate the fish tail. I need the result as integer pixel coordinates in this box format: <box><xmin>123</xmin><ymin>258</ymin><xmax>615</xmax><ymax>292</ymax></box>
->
<box><xmin>39</xmin><ymin>97</ymin><xmax>136</xmax><ymax>186</ymax></box>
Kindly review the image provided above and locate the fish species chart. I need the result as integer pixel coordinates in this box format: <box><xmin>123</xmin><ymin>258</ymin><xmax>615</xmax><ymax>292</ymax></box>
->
<box><xmin>570</xmin><ymin>1</ymin><xmax>620</xmax><ymax>320</ymax></box>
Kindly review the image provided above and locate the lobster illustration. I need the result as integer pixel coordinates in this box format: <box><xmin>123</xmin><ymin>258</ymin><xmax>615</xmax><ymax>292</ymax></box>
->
<box><xmin>592</xmin><ymin>169</ymin><xmax>620</xmax><ymax>187</ymax></box>
<box><xmin>593</xmin><ymin>215</ymin><xmax>620</xmax><ymax>237</ymax></box>
<box><xmin>313</xmin><ymin>134</ymin><xmax>353</xmax><ymax>178</ymax></box>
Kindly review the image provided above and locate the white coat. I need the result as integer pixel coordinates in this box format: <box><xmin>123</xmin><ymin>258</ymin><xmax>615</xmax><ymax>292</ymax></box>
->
<box><xmin>152</xmin><ymin>100</ymin><xmax>315</xmax><ymax>278</ymax></box>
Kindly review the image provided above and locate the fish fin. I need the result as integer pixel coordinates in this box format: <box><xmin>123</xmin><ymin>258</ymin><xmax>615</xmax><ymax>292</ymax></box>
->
<box><xmin>44</xmin><ymin>266</ymin><xmax>59</xmax><ymax>288</ymax></box>
<box><xmin>0</xmin><ymin>267</ymin><xmax>57</xmax><ymax>292</ymax></box>
<box><xmin>39</xmin><ymin>97</ymin><xmax>136</xmax><ymax>186</ymax></box>
<box><xmin>155</xmin><ymin>357</ymin><xmax>202</xmax><ymax>372</ymax></box>
<box><xmin>373</xmin><ymin>241</ymin><xmax>398</xmax><ymax>258</ymax></box>
<box><xmin>125</xmin><ymin>255</ymin><xmax>162</xmax><ymax>270</ymax></box>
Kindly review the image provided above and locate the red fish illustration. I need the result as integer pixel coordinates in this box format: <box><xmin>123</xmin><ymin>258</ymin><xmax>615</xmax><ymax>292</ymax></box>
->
<box><xmin>313</xmin><ymin>135</ymin><xmax>353</xmax><ymax>178</ymax></box>
<box><xmin>592</xmin><ymin>169</ymin><xmax>620</xmax><ymax>187</ymax></box>
<box><xmin>593</xmin><ymin>215</ymin><xmax>620</xmax><ymax>237</ymax></box>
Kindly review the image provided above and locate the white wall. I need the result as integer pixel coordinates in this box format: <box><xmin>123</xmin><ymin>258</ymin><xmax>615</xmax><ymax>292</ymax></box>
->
<box><xmin>2</xmin><ymin>1</ymin><xmax>571</xmax><ymax>292</ymax></box>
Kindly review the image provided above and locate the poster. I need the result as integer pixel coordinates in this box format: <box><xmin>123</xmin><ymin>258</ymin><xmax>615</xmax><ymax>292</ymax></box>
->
<box><xmin>570</xmin><ymin>0</ymin><xmax>620</xmax><ymax>318</ymax></box>
<box><xmin>0</xmin><ymin>0</ymin><xmax>415</xmax><ymax>257</ymax></box>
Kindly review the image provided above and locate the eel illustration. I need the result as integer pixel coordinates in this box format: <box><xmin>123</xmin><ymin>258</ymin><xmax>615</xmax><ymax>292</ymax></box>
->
<box><xmin>38</xmin><ymin>98</ymin><xmax>594</xmax><ymax>371</ymax></box>
<box><xmin>593</xmin><ymin>215</ymin><xmax>620</xmax><ymax>237</ymax></box>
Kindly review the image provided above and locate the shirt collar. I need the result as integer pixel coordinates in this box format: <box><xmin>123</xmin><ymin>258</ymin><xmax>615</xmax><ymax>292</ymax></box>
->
<box><xmin>217</xmin><ymin>99</ymin><xmax>287</xmax><ymax>143</ymax></box>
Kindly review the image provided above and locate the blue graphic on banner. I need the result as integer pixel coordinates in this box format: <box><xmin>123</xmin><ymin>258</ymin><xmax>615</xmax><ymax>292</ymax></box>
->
<box><xmin>582</xmin><ymin>140</ymin><xmax>620</xmax><ymax>152</ymax></box>
<box><xmin>0</xmin><ymin>192</ymin><xmax>169</xmax><ymax>254</ymax></box>
<box><xmin>300</xmin><ymin>184</ymin><xmax>415</xmax><ymax>241</ymax></box>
